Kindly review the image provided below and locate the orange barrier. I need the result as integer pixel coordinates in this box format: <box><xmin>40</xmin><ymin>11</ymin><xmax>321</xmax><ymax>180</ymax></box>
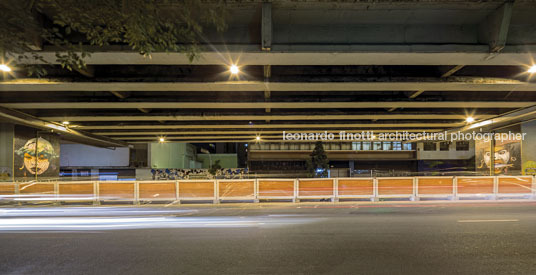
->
<box><xmin>19</xmin><ymin>182</ymin><xmax>54</xmax><ymax>195</ymax></box>
<box><xmin>58</xmin><ymin>182</ymin><xmax>94</xmax><ymax>197</ymax></box>
<box><xmin>139</xmin><ymin>181</ymin><xmax>176</xmax><ymax>200</ymax></box>
<box><xmin>298</xmin><ymin>179</ymin><xmax>334</xmax><ymax>197</ymax></box>
<box><xmin>257</xmin><ymin>179</ymin><xmax>295</xmax><ymax>198</ymax></box>
<box><xmin>337</xmin><ymin>179</ymin><xmax>374</xmax><ymax>196</ymax></box>
<box><xmin>218</xmin><ymin>180</ymin><xmax>255</xmax><ymax>199</ymax></box>
<box><xmin>457</xmin><ymin>177</ymin><xmax>494</xmax><ymax>194</ymax></box>
<box><xmin>178</xmin><ymin>181</ymin><xmax>214</xmax><ymax>199</ymax></box>
<box><xmin>417</xmin><ymin>177</ymin><xmax>453</xmax><ymax>195</ymax></box>
<box><xmin>1</xmin><ymin>176</ymin><xmax>534</xmax><ymax>203</ymax></box>
<box><xmin>377</xmin><ymin>178</ymin><xmax>413</xmax><ymax>196</ymax></box>
<box><xmin>0</xmin><ymin>183</ymin><xmax>15</xmax><ymax>195</ymax></box>
<box><xmin>99</xmin><ymin>181</ymin><xmax>135</xmax><ymax>200</ymax></box>
<box><xmin>498</xmin><ymin>177</ymin><xmax>533</xmax><ymax>194</ymax></box>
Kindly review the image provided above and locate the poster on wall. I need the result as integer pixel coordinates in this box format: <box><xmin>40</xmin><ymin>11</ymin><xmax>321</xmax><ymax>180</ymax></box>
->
<box><xmin>521</xmin><ymin>121</ymin><xmax>536</xmax><ymax>175</ymax></box>
<box><xmin>475</xmin><ymin>137</ymin><xmax>521</xmax><ymax>175</ymax></box>
<box><xmin>14</xmin><ymin>126</ymin><xmax>60</xmax><ymax>180</ymax></box>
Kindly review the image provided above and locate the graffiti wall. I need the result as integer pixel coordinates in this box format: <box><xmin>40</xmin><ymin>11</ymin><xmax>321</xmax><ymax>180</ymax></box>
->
<box><xmin>475</xmin><ymin>127</ymin><xmax>522</xmax><ymax>175</ymax></box>
<box><xmin>13</xmin><ymin>126</ymin><xmax>60</xmax><ymax>180</ymax></box>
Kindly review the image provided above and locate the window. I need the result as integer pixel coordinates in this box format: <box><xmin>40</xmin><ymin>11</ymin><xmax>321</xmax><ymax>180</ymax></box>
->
<box><xmin>373</xmin><ymin>142</ymin><xmax>382</xmax><ymax>150</ymax></box>
<box><xmin>362</xmin><ymin>142</ymin><xmax>371</xmax><ymax>150</ymax></box>
<box><xmin>439</xmin><ymin>142</ymin><xmax>450</xmax><ymax>151</ymax></box>
<box><xmin>456</xmin><ymin>141</ymin><xmax>470</xmax><ymax>151</ymax></box>
<box><xmin>423</xmin><ymin>142</ymin><xmax>436</xmax><ymax>151</ymax></box>
<box><xmin>393</xmin><ymin>142</ymin><xmax>402</xmax><ymax>151</ymax></box>
<box><xmin>383</xmin><ymin>141</ymin><xmax>392</xmax><ymax>151</ymax></box>
<box><xmin>352</xmin><ymin>142</ymin><xmax>361</xmax><ymax>150</ymax></box>
<box><xmin>403</xmin><ymin>143</ymin><xmax>413</xmax><ymax>150</ymax></box>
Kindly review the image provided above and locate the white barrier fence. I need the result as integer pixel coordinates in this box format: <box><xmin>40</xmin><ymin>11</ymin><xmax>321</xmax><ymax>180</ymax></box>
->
<box><xmin>1</xmin><ymin>176</ymin><xmax>535</xmax><ymax>204</ymax></box>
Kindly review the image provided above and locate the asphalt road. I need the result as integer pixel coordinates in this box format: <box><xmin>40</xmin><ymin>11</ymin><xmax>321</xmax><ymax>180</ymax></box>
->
<box><xmin>1</xmin><ymin>201</ymin><xmax>536</xmax><ymax>274</ymax></box>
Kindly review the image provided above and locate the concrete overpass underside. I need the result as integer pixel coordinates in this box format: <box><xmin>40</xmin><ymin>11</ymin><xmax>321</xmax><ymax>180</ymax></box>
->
<box><xmin>1</xmin><ymin>0</ymin><xmax>536</xmax><ymax>146</ymax></box>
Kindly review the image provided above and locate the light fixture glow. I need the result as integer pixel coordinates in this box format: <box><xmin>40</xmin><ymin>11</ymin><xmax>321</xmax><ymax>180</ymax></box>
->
<box><xmin>230</xmin><ymin>65</ymin><xmax>239</xmax><ymax>74</ymax></box>
<box><xmin>255</xmin><ymin>136</ymin><xmax>261</xmax><ymax>141</ymax></box>
<box><xmin>0</xmin><ymin>64</ymin><xmax>11</xmax><ymax>72</ymax></box>
<box><xmin>159</xmin><ymin>137</ymin><xmax>165</xmax><ymax>142</ymax></box>
<box><xmin>465</xmin><ymin>117</ymin><xmax>475</xmax><ymax>123</ymax></box>
<box><xmin>529</xmin><ymin>65</ymin><xmax>536</xmax><ymax>74</ymax></box>
<box><xmin>62</xmin><ymin>121</ymin><xmax>70</xmax><ymax>125</ymax></box>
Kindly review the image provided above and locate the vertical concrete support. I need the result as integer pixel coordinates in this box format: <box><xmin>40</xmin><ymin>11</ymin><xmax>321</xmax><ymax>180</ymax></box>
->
<box><xmin>254</xmin><ymin>178</ymin><xmax>260</xmax><ymax>203</ymax></box>
<box><xmin>93</xmin><ymin>181</ymin><xmax>100</xmax><ymax>206</ymax></box>
<box><xmin>412</xmin><ymin>177</ymin><xmax>420</xmax><ymax>201</ymax></box>
<box><xmin>214</xmin><ymin>180</ymin><xmax>219</xmax><ymax>204</ymax></box>
<box><xmin>333</xmin><ymin>178</ymin><xmax>339</xmax><ymax>202</ymax></box>
<box><xmin>261</xmin><ymin>2</ymin><xmax>272</xmax><ymax>51</ymax></box>
<box><xmin>453</xmin><ymin>176</ymin><xmax>459</xmax><ymax>201</ymax></box>
<box><xmin>493</xmin><ymin>176</ymin><xmax>499</xmax><ymax>200</ymax></box>
<box><xmin>134</xmin><ymin>181</ymin><xmax>140</xmax><ymax>205</ymax></box>
<box><xmin>371</xmin><ymin>177</ymin><xmax>379</xmax><ymax>202</ymax></box>
<box><xmin>293</xmin><ymin>178</ymin><xmax>298</xmax><ymax>203</ymax></box>
<box><xmin>0</xmin><ymin>123</ymin><xmax>14</xmax><ymax>182</ymax></box>
<box><xmin>532</xmin><ymin>175</ymin><xmax>536</xmax><ymax>200</ymax></box>
<box><xmin>478</xmin><ymin>1</ymin><xmax>514</xmax><ymax>53</ymax></box>
<box><xmin>175</xmin><ymin>180</ymin><xmax>181</xmax><ymax>204</ymax></box>
<box><xmin>54</xmin><ymin>181</ymin><xmax>60</xmax><ymax>205</ymax></box>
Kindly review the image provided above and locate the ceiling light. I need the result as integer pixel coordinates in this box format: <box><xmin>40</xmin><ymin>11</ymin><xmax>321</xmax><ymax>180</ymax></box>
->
<box><xmin>159</xmin><ymin>137</ymin><xmax>165</xmax><ymax>142</ymax></box>
<box><xmin>0</xmin><ymin>64</ymin><xmax>11</xmax><ymax>72</ymax></box>
<box><xmin>255</xmin><ymin>136</ymin><xmax>261</xmax><ymax>141</ymax></box>
<box><xmin>230</xmin><ymin>64</ymin><xmax>239</xmax><ymax>75</ymax></box>
<box><xmin>62</xmin><ymin>121</ymin><xmax>70</xmax><ymax>125</ymax></box>
<box><xmin>529</xmin><ymin>65</ymin><xmax>536</xmax><ymax>74</ymax></box>
<box><xmin>465</xmin><ymin>117</ymin><xmax>475</xmax><ymax>123</ymax></box>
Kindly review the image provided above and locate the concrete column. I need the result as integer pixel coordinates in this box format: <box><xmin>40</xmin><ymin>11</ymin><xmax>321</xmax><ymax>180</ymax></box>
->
<box><xmin>0</xmin><ymin>123</ymin><xmax>14</xmax><ymax>181</ymax></box>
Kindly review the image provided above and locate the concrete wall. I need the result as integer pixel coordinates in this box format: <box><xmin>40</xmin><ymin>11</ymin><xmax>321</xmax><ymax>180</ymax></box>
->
<box><xmin>149</xmin><ymin>143</ymin><xmax>199</xmax><ymax>169</ymax></box>
<box><xmin>197</xmin><ymin>154</ymin><xmax>238</xmax><ymax>169</ymax></box>
<box><xmin>521</xmin><ymin>120</ymin><xmax>536</xmax><ymax>174</ymax></box>
<box><xmin>60</xmin><ymin>144</ymin><xmax>129</xmax><ymax>167</ymax></box>
<box><xmin>0</xmin><ymin>123</ymin><xmax>14</xmax><ymax>181</ymax></box>
<box><xmin>416</xmin><ymin>140</ymin><xmax>475</xmax><ymax>160</ymax></box>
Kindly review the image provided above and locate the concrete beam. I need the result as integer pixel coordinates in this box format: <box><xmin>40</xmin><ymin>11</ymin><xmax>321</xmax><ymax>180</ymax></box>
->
<box><xmin>40</xmin><ymin>114</ymin><xmax>494</xmax><ymax>122</ymax></box>
<box><xmin>261</xmin><ymin>2</ymin><xmax>272</xmax><ymax>51</ymax></box>
<box><xmin>76</xmin><ymin>122</ymin><xmax>464</xmax><ymax>130</ymax></box>
<box><xmin>117</xmin><ymin>134</ymin><xmax>420</xmax><ymax>141</ymax></box>
<box><xmin>406</xmin><ymin>104</ymin><xmax>536</xmax><ymax>143</ymax></box>
<box><xmin>0</xmin><ymin>107</ymin><xmax>127</xmax><ymax>148</ymax></box>
<box><xmin>22</xmin><ymin>45</ymin><xmax>536</xmax><ymax>65</ymax></box>
<box><xmin>479</xmin><ymin>1</ymin><xmax>514</xmax><ymax>53</ymax></box>
<box><xmin>3</xmin><ymin>101</ymin><xmax>532</xmax><ymax>109</ymax></box>
<box><xmin>3</xmin><ymin>77</ymin><xmax>535</xmax><ymax>92</ymax></box>
<box><xmin>93</xmin><ymin>129</ymin><xmax>443</xmax><ymax>136</ymax></box>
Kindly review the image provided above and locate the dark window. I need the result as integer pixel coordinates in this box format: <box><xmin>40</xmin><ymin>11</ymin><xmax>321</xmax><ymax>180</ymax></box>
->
<box><xmin>456</xmin><ymin>141</ymin><xmax>470</xmax><ymax>151</ymax></box>
<box><xmin>439</xmin><ymin>142</ymin><xmax>450</xmax><ymax>151</ymax></box>
<box><xmin>423</xmin><ymin>142</ymin><xmax>436</xmax><ymax>151</ymax></box>
<box><xmin>373</xmin><ymin>142</ymin><xmax>382</xmax><ymax>150</ymax></box>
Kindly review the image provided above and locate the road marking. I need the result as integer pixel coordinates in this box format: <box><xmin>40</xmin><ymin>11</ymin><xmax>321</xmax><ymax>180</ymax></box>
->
<box><xmin>457</xmin><ymin>219</ymin><xmax>519</xmax><ymax>223</ymax></box>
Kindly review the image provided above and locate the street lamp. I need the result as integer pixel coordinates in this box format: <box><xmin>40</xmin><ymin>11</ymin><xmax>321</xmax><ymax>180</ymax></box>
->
<box><xmin>0</xmin><ymin>64</ymin><xmax>11</xmax><ymax>72</ymax></box>
<box><xmin>230</xmin><ymin>64</ymin><xmax>239</xmax><ymax>75</ymax></box>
